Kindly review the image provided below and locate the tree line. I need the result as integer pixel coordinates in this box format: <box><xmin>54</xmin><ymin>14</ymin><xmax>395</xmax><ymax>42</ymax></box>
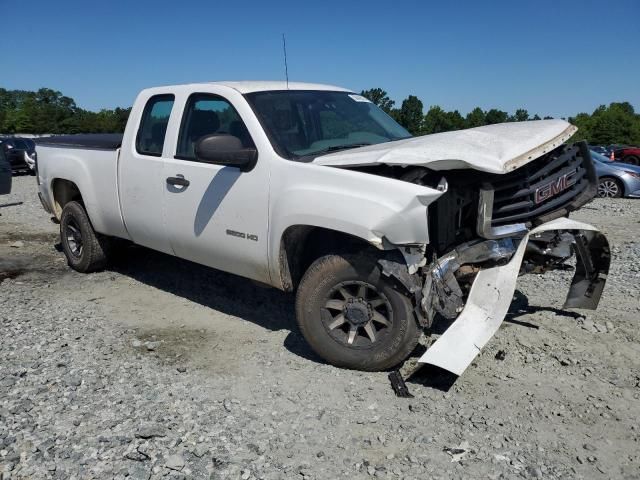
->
<box><xmin>1</xmin><ymin>86</ymin><xmax>638</xmax><ymax>146</ymax></box>
<box><xmin>361</xmin><ymin>88</ymin><xmax>640</xmax><ymax>146</ymax></box>
<box><xmin>0</xmin><ymin>88</ymin><xmax>130</xmax><ymax>134</ymax></box>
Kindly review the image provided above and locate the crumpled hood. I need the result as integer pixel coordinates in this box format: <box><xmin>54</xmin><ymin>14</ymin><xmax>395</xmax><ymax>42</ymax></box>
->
<box><xmin>313</xmin><ymin>119</ymin><xmax>577</xmax><ymax>174</ymax></box>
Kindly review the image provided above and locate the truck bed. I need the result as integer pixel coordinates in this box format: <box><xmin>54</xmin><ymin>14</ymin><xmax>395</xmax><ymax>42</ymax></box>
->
<box><xmin>36</xmin><ymin>139</ymin><xmax>128</xmax><ymax>240</ymax></box>
<box><xmin>35</xmin><ymin>134</ymin><xmax>123</xmax><ymax>150</ymax></box>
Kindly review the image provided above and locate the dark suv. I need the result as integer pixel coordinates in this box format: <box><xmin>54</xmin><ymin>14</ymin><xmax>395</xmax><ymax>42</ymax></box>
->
<box><xmin>0</xmin><ymin>137</ymin><xmax>37</xmax><ymax>174</ymax></box>
<box><xmin>0</xmin><ymin>145</ymin><xmax>11</xmax><ymax>194</ymax></box>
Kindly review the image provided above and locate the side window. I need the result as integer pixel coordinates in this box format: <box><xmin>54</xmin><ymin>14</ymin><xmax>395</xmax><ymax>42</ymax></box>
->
<box><xmin>176</xmin><ymin>93</ymin><xmax>253</xmax><ymax>160</ymax></box>
<box><xmin>135</xmin><ymin>94</ymin><xmax>175</xmax><ymax>156</ymax></box>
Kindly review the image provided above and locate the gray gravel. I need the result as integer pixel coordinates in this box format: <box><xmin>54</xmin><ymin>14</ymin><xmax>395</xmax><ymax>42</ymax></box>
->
<box><xmin>1</xmin><ymin>176</ymin><xmax>639</xmax><ymax>479</ymax></box>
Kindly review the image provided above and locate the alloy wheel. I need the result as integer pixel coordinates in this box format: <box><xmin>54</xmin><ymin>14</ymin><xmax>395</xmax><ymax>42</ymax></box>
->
<box><xmin>65</xmin><ymin>218</ymin><xmax>84</xmax><ymax>257</ymax></box>
<box><xmin>598</xmin><ymin>179</ymin><xmax>620</xmax><ymax>198</ymax></box>
<box><xmin>322</xmin><ymin>281</ymin><xmax>393</xmax><ymax>347</ymax></box>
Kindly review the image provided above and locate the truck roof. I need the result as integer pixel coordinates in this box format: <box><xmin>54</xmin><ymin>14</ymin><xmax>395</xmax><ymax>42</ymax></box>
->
<box><xmin>142</xmin><ymin>81</ymin><xmax>352</xmax><ymax>95</ymax></box>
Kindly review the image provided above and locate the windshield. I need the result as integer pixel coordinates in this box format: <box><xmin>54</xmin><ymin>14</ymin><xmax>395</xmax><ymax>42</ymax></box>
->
<box><xmin>590</xmin><ymin>150</ymin><xmax>613</xmax><ymax>163</ymax></box>
<box><xmin>245</xmin><ymin>90</ymin><xmax>410</xmax><ymax>160</ymax></box>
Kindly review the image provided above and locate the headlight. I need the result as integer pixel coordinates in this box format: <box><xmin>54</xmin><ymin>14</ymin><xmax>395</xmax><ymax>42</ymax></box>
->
<box><xmin>624</xmin><ymin>171</ymin><xmax>640</xmax><ymax>179</ymax></box>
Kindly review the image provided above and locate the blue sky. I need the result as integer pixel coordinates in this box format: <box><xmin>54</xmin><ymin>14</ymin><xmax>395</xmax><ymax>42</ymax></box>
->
<box><xmin>2</xmin><ymin>0</ymin><xmax>638</xmax><ymax>117</ymax></box>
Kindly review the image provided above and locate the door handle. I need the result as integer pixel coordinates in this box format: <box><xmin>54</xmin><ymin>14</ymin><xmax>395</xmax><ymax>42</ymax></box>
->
<box><xmin>166</xmin><ymin>176</ymin><xmax>190</xmax><ymax>187</ymax></box>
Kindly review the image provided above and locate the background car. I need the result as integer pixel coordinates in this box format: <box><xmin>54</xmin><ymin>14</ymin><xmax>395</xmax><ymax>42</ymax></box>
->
<box><xmin>613</xmin><ymin>146</ymin><xmax>640</xmax><ymax>165</ymax></box>
<box><xmin>0</xmin><ymin>137</ymin><xmax>37</xmax><ymax>175</ymax></box>
<box><xmin>589</xmin><ymin>145</ymin><xmax>609</xmax><ymax>157</ymax></box>
<box><xmin>591</xmin><ymin>150</ymin><xmax>640</xmax><ymax>198</ymax></box>
<box><xmin>0</xmin><ymin>143</ymin><xmax>11</xmax><ymax>195</ymax></box>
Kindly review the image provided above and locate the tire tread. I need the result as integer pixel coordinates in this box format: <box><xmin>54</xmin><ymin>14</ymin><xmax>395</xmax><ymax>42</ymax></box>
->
<box><xmin>60</xmin><ymin>201</ymin><xmax>110</xmax><ymax>273</ymax></box>
<box><xmin>295</xmin><ymin>252</ymin><xmax>420</xmax><ymax>371</ymax></box>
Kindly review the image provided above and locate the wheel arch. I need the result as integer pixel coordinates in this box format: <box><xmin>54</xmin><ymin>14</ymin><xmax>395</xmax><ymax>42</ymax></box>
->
<box><xmin>51</xmin><ymin>178</ymin><xmax>84</xmax><ymax>218</ymax></box>
<box><xmin>276</xmin><ymin>224</ymin><xmax>383</xmax><ymax>292</ymax></box>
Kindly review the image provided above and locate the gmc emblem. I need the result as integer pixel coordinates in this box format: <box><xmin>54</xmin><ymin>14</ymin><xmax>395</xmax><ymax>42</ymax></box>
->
<box><xmin>534</xmin><ymin>170</ymin><xmax>578</xmax><ymax>204</ymax></box>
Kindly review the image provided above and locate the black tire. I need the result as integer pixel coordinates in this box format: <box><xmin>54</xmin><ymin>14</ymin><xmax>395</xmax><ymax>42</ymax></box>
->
<box><xmin>60</xmin><ymin>201</ymin><xmax>111</xmax><ymax>272</ymax></box>
<box><xmin>295</xmin><ymin>253</ymin><xmax>420</xmax><ymax>371</ymax></box>
<box><xmin>597</xmin><ymin>177</ymin><xmax>623</xmax><ymax>198</ymax></box>
<box><xmin>623</xmin><ymin>155</ymin><xmax>639</xmax><ymax>166</ymax></box>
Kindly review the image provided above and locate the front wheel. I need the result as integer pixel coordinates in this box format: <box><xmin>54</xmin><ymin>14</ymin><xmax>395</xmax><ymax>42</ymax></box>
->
<box><xmin>623</xmin><ymin>155</ymin><xmax>639</xmax><ymax>166</ymax></box>
<box><xmin>60</xmin><ymin>201</ymin><xmax>111</xmax><ymax>272</ymax></box>
<box><xmin>295</xmin><ymin>253</ymin><xmax>420</xmax><ymax>371</ymax></box>
<box><xmin>597</xmin><ymin>177</ymin><xmax>623</xmax><ymax>198</ymax></box>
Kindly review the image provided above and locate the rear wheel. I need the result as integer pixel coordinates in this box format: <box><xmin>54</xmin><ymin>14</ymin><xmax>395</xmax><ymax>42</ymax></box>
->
<box><xmin>623</xmin><ymin>155</ymin><xmax>639</xmax><ymax>166</ymax></box>
<box><xmin>60</xmin><ymin>201</ymin><xmax>111</xmax><ymax>272</ymax></box>
<box><xmin>597</xmin><ymin>177</ymin><xmax>623</xmax><ymax>198</ymax></box>
<box><xmin>295</xmin><ymin>253</ymin><xmax>420</xmax><ymax>371</ymax></box>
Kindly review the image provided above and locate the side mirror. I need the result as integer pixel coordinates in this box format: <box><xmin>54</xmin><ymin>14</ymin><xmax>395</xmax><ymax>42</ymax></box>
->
<box><xmin>194</xmin><ymin>134</ymin><xmax>257</xmax><ymax>171</ymax></box>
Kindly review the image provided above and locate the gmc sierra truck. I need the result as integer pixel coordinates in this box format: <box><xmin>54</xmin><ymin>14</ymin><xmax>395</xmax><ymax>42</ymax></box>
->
<box><xmin>36</xmin><ymin>82</ymin><xmax>610</xmax><ymax>376</ymax></box>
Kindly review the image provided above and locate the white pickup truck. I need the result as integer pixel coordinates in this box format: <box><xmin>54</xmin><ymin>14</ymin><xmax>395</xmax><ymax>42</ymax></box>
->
<box><xmin>36</xmin><ymin>81</ymin><xmax>610</xmax><ymax>376</ymax></box>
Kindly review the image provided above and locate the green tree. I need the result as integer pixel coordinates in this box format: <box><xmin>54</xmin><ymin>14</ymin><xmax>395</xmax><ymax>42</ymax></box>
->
<box><xmin>485</xmin><ymin>108</ymin><xmax>509</xmax><ymax>125</ymax></box>
<box><xmin>569</xmin><ymin>102</ymin><xmax>640</xmax><ymax>145</ymax></box>
<box><xmin>512</xmin><ymin>108</ymin><xmax>529</xmax><ymax>122</ymax></box>
<box><xmin>567</xmin><ymin>112</ymin><xmax>592</xmax><ymax>142</ymax></box>
<box><xmin>0</xmin><ymin>87</ymin><xmax>131</xmax><ymax>134</ymax></box>
<box><xmin>398</xmin><ymin>95</ymin><xmax>424</xmax><ymax>135</ymax></box>
<box><xmin>423</xmin><ymin>106</ymin><xmax>465</xmax><ymax>134</ymax></box>
<box><xmin>589</xmin><ymin>103</ymin><xmax>637</xmax><ymax>145</ymax></box>
<box><xmin>360</xmin><ymin>88</ymin><xmax>395</xmax><ymax>113</ymax></box>
<box><xmin>465</xmin><ymin>107</ymin><xmax>486</xmax><ymax>128</ymax></box>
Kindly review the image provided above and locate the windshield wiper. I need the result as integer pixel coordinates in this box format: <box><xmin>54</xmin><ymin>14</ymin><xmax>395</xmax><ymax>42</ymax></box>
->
<box><xmin>311</xmin><ymin>143</ymin><xmax>372</xmax><ymax>156</ymax></box>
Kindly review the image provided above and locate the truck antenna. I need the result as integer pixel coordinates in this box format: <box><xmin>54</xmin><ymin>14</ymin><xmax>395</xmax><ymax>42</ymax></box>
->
<box><xmin>282</xmin><ymin>33</ymin><xmax>289</xmax><ymax>89</ymax></box>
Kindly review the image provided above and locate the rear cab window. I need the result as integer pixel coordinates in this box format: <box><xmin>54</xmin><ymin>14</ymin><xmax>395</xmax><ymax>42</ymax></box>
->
<box><xmin>136</xmin><ymin>95</ymin><xmax>175</xmax><ymax>156</ymax></box>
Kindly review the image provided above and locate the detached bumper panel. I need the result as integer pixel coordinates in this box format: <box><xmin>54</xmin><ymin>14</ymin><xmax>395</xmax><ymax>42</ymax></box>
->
<box><xmin>419</xmin><ymin>217</ymin><xmax>609</xmax><ymax>376</ymax></box>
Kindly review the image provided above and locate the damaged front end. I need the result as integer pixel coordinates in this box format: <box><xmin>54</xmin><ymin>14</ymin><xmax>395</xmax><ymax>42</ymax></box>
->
<box><xmin>417</xmin><ymin>219</ymin><xmax>609</xmax><ymax>376</ymax></box>
<box><xmin>381</xmin><ymin>142</ymin><xmax>610</xmax><ymax>383</ymax></box>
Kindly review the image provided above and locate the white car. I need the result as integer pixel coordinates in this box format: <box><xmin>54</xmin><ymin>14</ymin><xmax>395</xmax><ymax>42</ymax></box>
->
<box><xmin>35</xmin><ymin>81</ymin><xmax>610</xmax><ymax>378</ymax></box>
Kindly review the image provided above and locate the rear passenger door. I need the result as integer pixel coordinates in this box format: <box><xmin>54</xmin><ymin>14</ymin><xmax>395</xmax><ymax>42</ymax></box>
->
<box><xmin>119</xmin><ymin>94</ymin><xmax>176</xmax><ymax>254</ymax></box>
<box><xmin>162</xmin><ymin>92</ymin><xmax>271</xmax><ymax>283</ymax></box>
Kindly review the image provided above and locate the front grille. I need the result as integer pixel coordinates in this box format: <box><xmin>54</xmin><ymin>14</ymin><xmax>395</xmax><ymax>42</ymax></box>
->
<box><xmin>488</xmin><ymin>143</ymin><xmax>596</xmax><ymax>227</ymax></box>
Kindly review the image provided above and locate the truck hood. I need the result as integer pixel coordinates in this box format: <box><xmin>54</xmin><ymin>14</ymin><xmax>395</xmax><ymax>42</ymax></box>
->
<box><xmin>313</xmin><ymin>119</ymin><xmax>577</xmax><ymax>174</ymax></box>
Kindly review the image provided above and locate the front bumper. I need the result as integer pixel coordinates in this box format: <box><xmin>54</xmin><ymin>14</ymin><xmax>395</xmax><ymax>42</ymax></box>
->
<box><xmin>419</xmin><ymin>217</ymin><xmax>609</xmax><ymax>376</ymax></box>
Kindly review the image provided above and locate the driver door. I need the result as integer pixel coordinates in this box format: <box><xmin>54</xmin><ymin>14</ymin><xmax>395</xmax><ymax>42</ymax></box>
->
<box><xmin>162</xmin><ymin>92</ymin><xmax>271</xmax><ymax>283</ymax></box>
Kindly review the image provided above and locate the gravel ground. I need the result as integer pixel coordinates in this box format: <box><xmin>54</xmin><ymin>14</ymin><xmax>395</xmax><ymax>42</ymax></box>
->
<box><xmin>1</xmin><ymin>175</ymin><xmax>639</xmax><ymax>479</ymax></box>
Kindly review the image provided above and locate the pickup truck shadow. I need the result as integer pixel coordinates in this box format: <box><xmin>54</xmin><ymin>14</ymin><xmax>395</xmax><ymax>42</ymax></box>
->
<box><xmin>505</xmin><ymin>290</ymin><xmax>583</xmax><ymax>326</ymax></box>
<box><xmin>109</xmin><ymin>245</ymin><xmax>323</xmax><ymax>364</ymax></box>
<box><xmin>109</xmin><ymin>249</ymin><xmax>585</xmax><ymax>375</ymax></box>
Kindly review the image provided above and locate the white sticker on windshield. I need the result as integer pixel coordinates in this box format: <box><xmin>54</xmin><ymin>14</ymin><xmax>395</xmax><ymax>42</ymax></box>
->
<box><xmin>348</xmin><ymin>94</ymin><xmax>372</xmax><ymax>103</ymax></box>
